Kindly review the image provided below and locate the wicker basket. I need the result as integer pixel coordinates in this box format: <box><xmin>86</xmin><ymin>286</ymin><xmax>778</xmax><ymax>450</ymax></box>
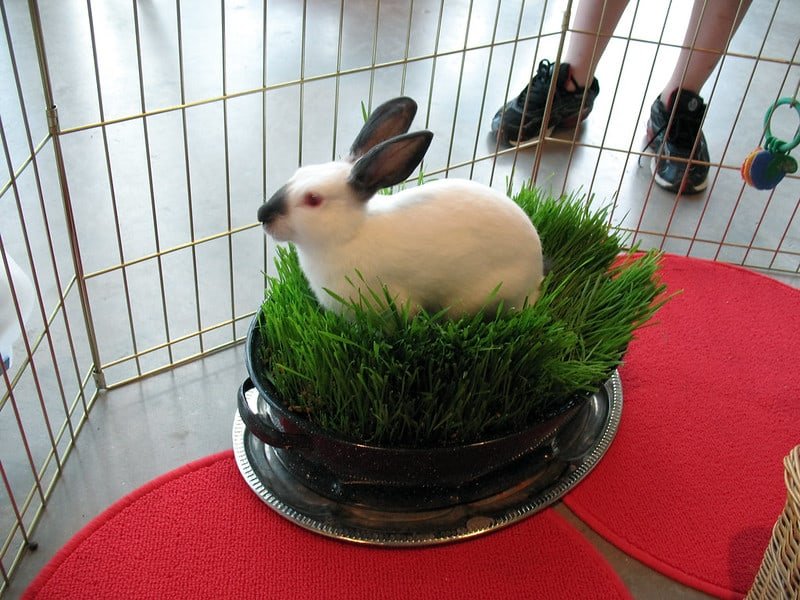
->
<box><xmin>746</xmin><ymin>445</ymin><xmax>800</xmax><ymax>599</ymax></box>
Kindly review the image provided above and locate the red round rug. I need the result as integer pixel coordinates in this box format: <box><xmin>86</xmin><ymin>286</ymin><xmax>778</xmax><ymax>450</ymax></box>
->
<box><xmin>25</xmin><ymin>451</ymin><xmax>631</xmax><ymax>600</ymax></box>
<box><xmin>564</xmin><ymin>254</ymin><xmax>800</xmax><ymax>599</ymax></box>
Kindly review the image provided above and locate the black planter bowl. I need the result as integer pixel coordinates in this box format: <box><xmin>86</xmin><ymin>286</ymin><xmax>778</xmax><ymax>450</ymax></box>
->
<box><xmin>238</xmin><ymin>316</ymin><xmax>587</xmax><ymax>511</ymax></box>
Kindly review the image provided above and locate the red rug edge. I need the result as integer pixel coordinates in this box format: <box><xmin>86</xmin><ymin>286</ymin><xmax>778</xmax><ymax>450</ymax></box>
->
<box><xmin>562</xmin><ymin>497</ymin><xmax>747</xmax><ymax>600</ymax></box>
<box><xmin>544</xmin><ymin>509</ymin><xmax>634</xmax><ymax>600</ymax></box>
<box><xmin>23</xmin><ymin>450</ymin><xmax>235</xmax><ymax>599</ymax></box>
<box><xmin>24</xmin><ymin>450</ymin><xmax>634</xmax><ymax>600</ymax></box>
<box><xmin>657</xmin><ymin>253</ymin><xmax>799</xmax><ymax>293</ymax></box>
<box><xmin>562</xmin><ymin>253</ymin><xmax>796</xmax><ymax>600</ymax></box>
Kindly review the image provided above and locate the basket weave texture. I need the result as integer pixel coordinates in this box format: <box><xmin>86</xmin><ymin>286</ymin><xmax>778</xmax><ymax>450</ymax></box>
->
<box><xmin>746</xmin><ymin>445</ymin><xmax>800</xmax><ymax>599</ymax></box>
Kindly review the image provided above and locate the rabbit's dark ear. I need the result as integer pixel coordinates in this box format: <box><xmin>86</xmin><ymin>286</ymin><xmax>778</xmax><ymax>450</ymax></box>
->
<box><xmin>348</xmin><ymin>130</ymin><xmax>433</xmax><ymax>199</ymax></box>
<box><xmin>348</xmin><ymin>97</ymin><xmax>418</xmax><ymax>161</ymax></box>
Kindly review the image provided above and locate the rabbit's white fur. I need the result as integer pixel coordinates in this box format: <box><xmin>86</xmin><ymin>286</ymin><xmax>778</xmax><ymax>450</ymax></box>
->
<box><xmin>259</xmin><ymin>97</ymin><xmax>544</xmax><ymax>317</ymax></box>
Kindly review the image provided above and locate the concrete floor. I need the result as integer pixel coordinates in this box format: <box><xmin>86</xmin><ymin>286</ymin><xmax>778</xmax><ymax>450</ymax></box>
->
<box><xmin>1</xmin><ymin>0</ymin><xmax>798</xmax><ymax>597</ymax></box>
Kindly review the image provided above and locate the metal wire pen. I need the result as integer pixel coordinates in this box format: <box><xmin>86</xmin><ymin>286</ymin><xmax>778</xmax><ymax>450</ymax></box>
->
<box><xmin>0</xmin><ymin>0</ymin><xmax>798</xmax><ymax>593</ymax></box>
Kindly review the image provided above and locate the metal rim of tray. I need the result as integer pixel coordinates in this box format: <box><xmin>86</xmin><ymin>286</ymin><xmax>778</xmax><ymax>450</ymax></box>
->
<box><xmin>232</xmin><ymin>370</ymin><xmax>622</xmax><ymax>546</ymax></box>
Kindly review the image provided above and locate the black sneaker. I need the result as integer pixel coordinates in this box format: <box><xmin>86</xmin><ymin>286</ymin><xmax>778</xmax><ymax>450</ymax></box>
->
<box><xmin>491</xmin><ymin>59</ymin><xmax>600</xmax><ymax>145</ymax></box>
<box><xmin>645</xmin><ymin>89</ymin><xmax>710</xmax><ymax>194</ymax></box>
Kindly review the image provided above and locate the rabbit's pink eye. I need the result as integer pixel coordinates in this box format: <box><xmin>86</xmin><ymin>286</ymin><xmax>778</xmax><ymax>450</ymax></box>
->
<box><xmin>303</xmin><ymin>193</ymin><xmax>323</xmax><ymax>208</ymax></box>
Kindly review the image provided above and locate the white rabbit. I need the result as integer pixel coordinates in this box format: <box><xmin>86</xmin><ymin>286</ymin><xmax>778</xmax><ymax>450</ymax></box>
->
<box><xmin>257</xmin><ymin>96</ymin><xmax>544</xmax><ymax>317</ymax></box>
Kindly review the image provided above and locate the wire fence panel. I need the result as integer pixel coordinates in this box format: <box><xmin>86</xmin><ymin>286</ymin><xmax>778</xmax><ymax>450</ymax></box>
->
<box><xmin>1</xmin><ymin>2</ymin><xmax>100</xmax><ymax>590</ymax></box>
<box><xmin>1</xmin><ymin>0</ymin><xmax>798</xmax><ymax>592</ymax></box>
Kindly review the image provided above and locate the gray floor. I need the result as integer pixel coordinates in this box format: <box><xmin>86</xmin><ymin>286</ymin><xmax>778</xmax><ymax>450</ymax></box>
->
<box><xmin>2</xmin><ymin>0</ymin><xmax>798</xmax><ymax>597</ymax></box>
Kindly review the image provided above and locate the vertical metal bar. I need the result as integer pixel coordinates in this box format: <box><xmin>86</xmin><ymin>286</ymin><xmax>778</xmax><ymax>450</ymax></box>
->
<box><xmin>399</xmin><ymin>0</ymin><xmax>415</xmax><ymax>96</ymax></box>
<box><xmin>608</xmin><ymin>0</ymin><xmax>677</xmax><ymax>230</ymax></box>
<box><xmin>1</xmin><ymin>375</ymin><xmax>99</xmax><ymax>594</ymax></box>
<box><xmin>86</xmin><ymin>0</ymin><xmax>142</xmax><ymax>376</ymax></box>
<box><xmin>0</xmin><ymin>461</ymin><xmax>34</xmax><ymax>551</ymax></box>
<box><xmin>710</xmin><ymin>185</ymin><xmax>748</xmax><ymax>262</ymax></box>
<box><xmin>0</xmin><ymin>127</ymin><xmax>63</xmax><ymax>473</ymax></box>
<box><xmin>0</xmin><ymin>540</ymin><xmax>7</xmax><ymax>588</ymax></box>
<box><xmin>0</xmin><ymin>33</ymin><xmax>68</xmax><ymax>460</ymax></box>
<box><xmin>625</xmin><ymin>0</ymin><xmax>681</xmax><ymax>249</ymax></box>
<box><xmin>298</xmin><ymin>0</ymin><xmax>307</xmax><ymax>166</ymax></box>
<box><xmin>741</xmin><ymin>187</ymin><xmax>779</xmax><ymax>265</ymax></box>
<box><xmin>0</xmin><ymin>0</ymin><xmax>82</xmax><ymax>425</ymax></box>
<box><xmin>644</xmin><ymin>0</ymin><xmax>711</xmax><ymax>225</ymax></box>
<box><xmin>220</xmin><ymin>0</ymin><xmax>237</xmax><ymax>340</ymax></box>
<box><xmin>422</xmin><ymin>0</ymin><xmax>446</xmax><ymax>130</ymax></box>
<box><xmin>261</xmin><ymin>0</ymin><xmax>270</xmax><ymax>275</ymax></box>
<box><xmin>686</xmin><ymin>0</ymin><xmax>778</xmax><ymax>259</ymax></box>
<box><xmin>132</xmin><ymin>0</ymin><xmax>174</xmax><ymax>363</ymax></box>
<box><xmin>262</xmin><ymin>0</ymin><xmax>268</xmax><ymax>189</ymax></box>
<box><xmin>713</xmin><ymin>1</ymin><xmax>791</xmax><ymax>263</ymax></box>
<box><xmin>558</xmin><ymin>0</ymin><xmax>640</xmax><ymax>201</ymax></box>
<box><xmin>658</xmin><ymin>0</ymin><xmax>751</xmax><ymax>252</ymax></box>
<box><xmin>175</xmin><ymin>0</ymin><xmax>205</xmax><ymax>354</ymax></box>
<box><xmin>656</xmin><ymin>0</ymin><xmax>715</xmax><ymax>209</ymax></box>
<box><xmin>443</xmin><ymin>0</ymin><xmax>475</xmax><ymax>177</ymax></box>
<box><xmin>500</xmin><ymin>0</ymin><xmax>551</xmax><ymax>185</ymax></box>
<box><xmin>767</xmin><ymin>199</ymin><xmax>800</xmax><ymax>271</ymax></box>
<box><xmin>26</xmin><ymin>0</ymin><xmax>106</xmax><ymax>388</ymax></box>
<box><xmin>487</xmin><ymin>0</ymin><xmax>528</xmax><ymax>186</ymax></box>
<box><xmin>367</xmin><ymin>0</ymin><xmax>382</xmax><ymax>109</ymax></box>
<box><xmin>487</xmin><ymin>0</ymin><xmax>531</xmax><ymax>187</ymax></box>
<box><xmin>469</xmin><ymin>0</ymin><xmax>503</xmax><ymax>181</ymax></box>
<box><xmin>741</xmin><ymin>25</ymin><xmax>798</xmax><ymax>266</ymax></box>
<box><xmin>529</xmin><ymin>0</ymin><xmax>571</xmax><ymax>184</ymax></box>
<box><xmin>331</xmin><ymin>0</ymin><xmax>345</xmax><ymax>161</ymax></box>
<box><xmin>0</xmin><ymin>352</ymin><xmax>45</xmax><ymax>504</ymax></box>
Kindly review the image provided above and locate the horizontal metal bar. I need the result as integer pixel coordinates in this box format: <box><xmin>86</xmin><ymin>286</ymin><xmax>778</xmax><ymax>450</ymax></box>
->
<box><xmin>54</xmin><ymin>31</ymin><xmax>559</xmax><ymax>135</ymax></box>
<box><xmin>567</xmin><ymin>27</ymin><xmax>791</xmax><ymax>66</ymax></box>
<box><xmin>0</xmin><ymin>135</ymin><xmax>50</xmax><ymax>199</ymax></box>
<box><xmin>423</xmin><ymin>134</ymin><xmax>787</xmax><ymax>178</ymax></box>
<box><xmin>83</xmin><ymin>222</ymin><xmax>260</xmax><ymax>279</ymax></box>
<box><xmin>54</xmin><ymin>30</ymin><xmax>795</xmax><ymax>138</ymax></box>
<box><xmin>620</xmin><ymin>226</ymin><xmax>800</xmax><ymax>261</ymax></box>
<box><xmin>99</xmin><ymin>311</ymin><xmax>256</xmax><ymax>371</ymax></box>
<box><xmin>0</xmin><ymin>368</ymin><xmax>98</xmax><ymax>587</ymax></box>
<box><xmin>106</xmin><ymin>336</ymin><xmax>246</xmax><ymax>391</ymax></box>
<box><xmin>0</xmin><ymin>276</ymin><xmax>79</xmax><ymax>411</ymax></box>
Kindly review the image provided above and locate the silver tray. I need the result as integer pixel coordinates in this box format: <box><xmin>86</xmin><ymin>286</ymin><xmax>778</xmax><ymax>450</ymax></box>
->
<box><xmin>232</xmin><ymin>370</ymin><xmax>621</xmax><ymax>546</ymax></box>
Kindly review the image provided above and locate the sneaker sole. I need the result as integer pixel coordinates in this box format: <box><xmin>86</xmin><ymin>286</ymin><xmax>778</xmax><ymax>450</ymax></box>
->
<box><xmin>649</xmin><ymin>155</ymin><xmax>708</xmax><ymax>194</ymax></box>
<box><xmin>501</xmin><ymin>106</ymin><xmax>594</xmax><ymax>147</ymax></box>
<box><xmin>502</xmin><ymin>123</ymin><xmax>557</xmax><ymax>147</ymax></box>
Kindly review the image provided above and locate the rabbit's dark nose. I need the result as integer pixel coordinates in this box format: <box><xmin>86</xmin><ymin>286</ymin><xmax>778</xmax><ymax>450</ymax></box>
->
<box><xmin>258</xmin><ymin>185</ymin><xmax>288</xmax><ymax>224</ymax></box>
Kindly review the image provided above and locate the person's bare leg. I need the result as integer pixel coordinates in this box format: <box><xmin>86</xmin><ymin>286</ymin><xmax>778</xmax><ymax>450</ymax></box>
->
<box><xmin>660</xmin><ymin>0</ymin><xmax>752</xmax><ymax>101</ymax></box>
<box><xmin>562</xmin><ymin>0</ymin><xmax>630</xmax><ymax>90</ymax></box>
